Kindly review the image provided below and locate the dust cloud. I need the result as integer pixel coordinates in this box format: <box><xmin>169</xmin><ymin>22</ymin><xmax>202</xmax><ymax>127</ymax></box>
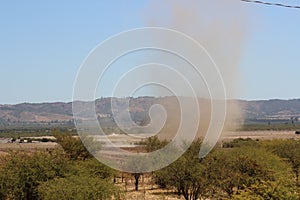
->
<box><xmin>142</xmin><ymin>0</ymin><xmax>249</xmax><ymax>138</ymax></box>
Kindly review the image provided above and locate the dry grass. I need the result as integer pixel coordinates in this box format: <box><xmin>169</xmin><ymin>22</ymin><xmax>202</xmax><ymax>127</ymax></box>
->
<box><xmin>222</xmin><ymin>130</ymin><xmax>300</xmax><ymax>141</ymax></box>
<box><xmin>124</xmin><ymin>188</ymin><xmax>183</xmax><ymax>200</ymax></box>
<box><xmin>115</xmin><ymin>176</ymin><xmax>183</xmax><ymax>200</ymax></box>
<box><xmin>0</xmin><ymin>142</ymin><xmax>58</xmax><ymax>153</ymax></box>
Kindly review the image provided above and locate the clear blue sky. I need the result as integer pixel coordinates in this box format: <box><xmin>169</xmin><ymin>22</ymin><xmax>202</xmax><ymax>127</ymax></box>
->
<box><xmin>0</xmin><ymin>0</ymin><xmax>299</xmax><ymax>104</ymax></box>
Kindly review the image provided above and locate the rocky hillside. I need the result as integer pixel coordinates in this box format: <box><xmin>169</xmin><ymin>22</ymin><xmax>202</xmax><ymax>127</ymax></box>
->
<box><xmin>1</xmin><ymin>97</ymin><xmax>300</xmax><ymax>124</ymax></box>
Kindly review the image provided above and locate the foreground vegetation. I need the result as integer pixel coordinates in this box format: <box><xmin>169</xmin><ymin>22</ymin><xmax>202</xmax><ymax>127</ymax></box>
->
<box><xmin>0</xmin><ymin>131</ymin><xmax>300</xmax><ymax>199</ymax></box>
<box><xmin>147</xmin><ymin>138</ymin><xmax>300</xmax><ymax>200</ymax></box>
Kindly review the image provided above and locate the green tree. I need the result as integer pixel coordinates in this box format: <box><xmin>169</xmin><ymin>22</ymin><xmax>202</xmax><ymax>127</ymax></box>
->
<box><xmin>206</xmin><ymin>146</ymin><xmax>291</xmax><ymax>199</ymax></box>
<box><xmin>203</xmin><ymin>149</ymin><xmax>272</xmax><ymax>198</ymax></box>
<box><xmin>125</xmin><ymin>136</ymin><xmax>169</xmax><ymax>191</ymax></box>
<box><xmin>0</xmin><ymin>150</ymin><xmax>67</xmax><ymax>200</ymax></box>
<box><xmin>53</xmin><ymin>131</ymin><xmax>100</xmax><ymax>160</ymax></box>
<box><xmin>265</xmin><ymin>140</ymin><xmax>300</xmax><ymax>186</ymax></box>
<box><xmin>154</xmin><ymin>140</ymin><xmax>290</xmax><ymax>199</ymax></box>
<box><xmin>154</xmin><ymin>140</ymin><xmax>208</xmax><ymax>200</ymax></box>
<box><xmin>144</xmin><ymin>136</ymin><xmax>168</xmax><ymax>152</ymax></box>
<box><xmin>233</xmin><ymin>180</ymin><xmax>300</xmax><ymax>200</ymax></box>
<box><xmin>37</xmin><ymin>156</ymin><xmax>120</xmax><ymax>200</ymax></box>
<box><xmin>38</xmin><ymin>175</ymin><xmax>122</xmax><ymax>200</ymax></box>
<box><xmin>125</xmin><ymin>155</ymin><xmax>151</xmax><ymax>191</ymax></box>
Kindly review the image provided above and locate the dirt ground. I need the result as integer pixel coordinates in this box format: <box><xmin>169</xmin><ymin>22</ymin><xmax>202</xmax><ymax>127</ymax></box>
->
<box><xmin>122</xmin><ymin>186</ymin><xmax>183</xmax><ymax>200</ymax></box>
<box><xmin>221</xmin><ymin>130</ymin><xmax>300</xmax><ymax>141</ymax></box>
<box><xmin>0</xmin><ymin>142</ymin><xmax>58</xmax><ymax>153</ymax></box>
<box><xmin>115</xmin><ymin>176</ymin><xmax>184</xmax><ymax>200</ymax></box>
<box><xmin>0</xmin><ymin>130</ymin><xmax>298</xmax><ymax>153</ymax></box>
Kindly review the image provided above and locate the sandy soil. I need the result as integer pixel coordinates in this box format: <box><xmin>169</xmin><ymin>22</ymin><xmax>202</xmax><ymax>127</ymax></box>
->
<box><xmin>222</xmin><ymin>130</ymin><xmax>300</xmax><ymax>141</ymax></box>
<box><xmin>115</xmin><ymin>176</ymin><xmax>184</xmax><ymax>200</ymax></box>
<box><xmin>0</xmin><ymin>142</ymin><xmax>58</xmax><ymax>152</ymax></box>
<box><xmin>0</xmin><ymin>130</ymin><xmax>298</xmax><ymax>153</ymax></box>
<box><xmin>123</xmin><ymin>187</ymin><xmax>184</xmax><ymax>200</ymax></box>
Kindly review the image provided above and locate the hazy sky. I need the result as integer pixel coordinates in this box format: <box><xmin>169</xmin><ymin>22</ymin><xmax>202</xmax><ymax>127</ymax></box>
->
<box><xmin>0</xmin><ymin>1</ymin><xmax>299</xmax><ymax>104</ymax></box>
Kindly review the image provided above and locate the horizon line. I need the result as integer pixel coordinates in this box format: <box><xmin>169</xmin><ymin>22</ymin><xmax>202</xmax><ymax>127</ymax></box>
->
<box><xmin>1</xmin><ymin>96</ymin><xmax>300</xmax><ymax>106</ymax></box>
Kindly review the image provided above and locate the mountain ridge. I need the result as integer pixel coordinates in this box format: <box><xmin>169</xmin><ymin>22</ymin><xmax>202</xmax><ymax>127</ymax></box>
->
<box><xmin>1</xmin><ymin>97</ymin><xmax>300</xmax><ymax>124</ymax></box>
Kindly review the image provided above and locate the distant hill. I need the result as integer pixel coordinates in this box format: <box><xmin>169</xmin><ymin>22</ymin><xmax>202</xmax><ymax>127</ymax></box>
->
<box><xmin>0</xmin><ymin>102</ymin><xmax>73</xmax><ymax>123</ymax></box>
<box><xmin>1</xmin><ymin>97</ymin><xmax>300</xmax><ymax>125</ymax></box>
<box><xmin>238</xmin><ymin>99</ymin><xmax>300</xmax><ymax>120</ymax></box>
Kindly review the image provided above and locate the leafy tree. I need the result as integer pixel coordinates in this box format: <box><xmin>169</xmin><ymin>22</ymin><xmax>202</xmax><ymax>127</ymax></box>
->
<box><xmin>0</xmin><ymin>150</ymin><xmax>67</xmax><ymax>200</ymax></box>
<box><xmin>38</xmin><ymin>175</ymin><xmax>122</xmax><ymax>200</ymax></box>
<box><xmin>124</xmin><ymin>136</ymin><xmax>169</xmax><ymax>191</ymax></box>
<box><xmin>154</xmin><ymin>139</ymin><xmax>290</xmax><ymax>200</ymax></box>
<box><xmin>204</xmin><ymin>146</ymin><xmax>291</xmax><ymax>199</ymax></box>
<box><xmin>203</xmin><ymin>149</ymin><xmax>272</xmax><ymax>198</ymax></box>
<box><xmin>53</xmin><ymin>131</ymin><xmax>100</xmax><ymax>160</ymax></box>
<box><xmin>72</xmin><ymin>158</ymin><xmax>116</xmax><ymax>179</ymax></box>
<box><xmin>37</xmin><ymin>157</ymin><xmax>120</xmax><ymax>200</ymax></box>
<box><xmin>144</xmin><ymin>136</ymin><xmax>168</xmax><ymax>152</ymax></box>
<box><xmin>233</xmin><ymin>180</ymin><xmax>300</xmax><ymax>200</ymax></box>
<box><xmin>125</xmin><ymin>155</ymin><xmax>150</xmax><ymax>191</ymax></box>
<box><xmin>264</xmin><ymin>139</ymin><xmax>300</xmax><ymax>186</ymax></box>
<box><xmin>154</xmin><ymin>140</ymin><xmax>208</xmax><ymax>200</ymax></box>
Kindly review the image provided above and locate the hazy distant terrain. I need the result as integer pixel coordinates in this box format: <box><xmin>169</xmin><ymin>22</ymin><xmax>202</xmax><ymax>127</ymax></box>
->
<box><xmin>1</xmin><ymin>97</ymin><xmax>300</xmax><ymax>125</ymax></box>
<box><xmin>238</xmin><ymin>99</ymin><xmax>300</xmax><ymax>120</ymax></box>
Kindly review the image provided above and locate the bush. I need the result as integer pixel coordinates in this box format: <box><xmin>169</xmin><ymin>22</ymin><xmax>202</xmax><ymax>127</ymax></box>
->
<box><xmin>53</xmin><ymin>131</ymin><xmax>99</xmax><ymax>160</ymax></box>
<box><xmin>154</xmin><ymin>139</ymin><xmax>292</xmax><ymax>199</ymax></box>
<box><xmin>222</xmin><ymin>138</ymin><xmax>260</xmax><ymax>148</ymax></box>
<box><xmin>38</xmin><ymin>158</ymin><xmax>121</xmax><ymax>200</ymax></box>
<box><xmin>263</xmin><ymin>139</ymin><xmax>300</xmax><ymax>186</ymax></box>
<box><xmin>38</xmin><ymin>175</ymin><xmax>122</xmax><ymax>200</ymax></box>
<box><xmin>0</xmin><ymin>150</ymin><xmax>67</xmax><ymax>200</ymax></box>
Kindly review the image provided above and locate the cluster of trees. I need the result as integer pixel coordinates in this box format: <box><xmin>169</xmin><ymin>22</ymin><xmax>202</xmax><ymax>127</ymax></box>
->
<box><xmin>1</xmin><ymin>130</ymin><xmax>300</xmax><ymax>200</ymax></box>
<box><xmin>0</xmin><ymin>132</ymin><xmax>122</xmax><ymax>200</ymax></box>
<box><xmin>143</xmin><ymin>137</ymin><xmax>300</xmax><ymax>200</ymax></box>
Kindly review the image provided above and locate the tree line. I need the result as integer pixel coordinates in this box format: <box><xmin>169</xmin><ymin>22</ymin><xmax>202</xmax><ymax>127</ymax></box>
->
<box><xmin>0</xmin><ymin>131</ymin><xmax>300</xmax><ymax>199</ymax></box>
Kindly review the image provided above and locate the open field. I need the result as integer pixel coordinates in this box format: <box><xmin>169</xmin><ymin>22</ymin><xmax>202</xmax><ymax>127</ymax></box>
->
<box><xmin>0</xmin><ymin>130</ymin><xmax>299</xmax><ymax>153</ymax></box>
<box><xmin>0</xmin><ymin>141</ymin><xmax>58</xmax><ymax>154</ymax></box>
<box><xmin>222</xmin><ymin>130</ymin><xmax>300</xmax><ymax>141</ymax></box>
